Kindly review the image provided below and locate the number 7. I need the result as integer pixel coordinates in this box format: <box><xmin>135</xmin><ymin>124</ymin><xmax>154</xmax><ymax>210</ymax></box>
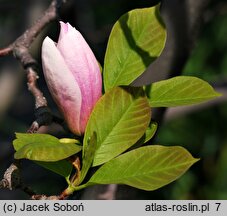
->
<box><xmin>215</xmin><ymin>203</ymin><xmax>221</xmax><ymax>211</ymax></box>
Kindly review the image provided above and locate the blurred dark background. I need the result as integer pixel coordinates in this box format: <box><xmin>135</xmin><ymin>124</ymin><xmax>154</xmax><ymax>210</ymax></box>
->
<box><xmin>0</xmin><ymin>0</ymin><xmax>227</xmax><ymax>199</ymax></box>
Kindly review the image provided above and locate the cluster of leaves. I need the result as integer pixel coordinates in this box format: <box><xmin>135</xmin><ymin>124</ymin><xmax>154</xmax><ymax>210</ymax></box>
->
<box><xmin>13</xmin><ymin>5</ymin><xmax>220</xmax><ymax>195</ymax></box>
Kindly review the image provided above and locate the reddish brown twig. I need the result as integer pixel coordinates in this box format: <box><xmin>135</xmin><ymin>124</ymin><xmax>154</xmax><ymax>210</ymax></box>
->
<box><xmin>0</xmin><ymin>163</ymin><xmax>36</xmax><ymax>196</ymax></box>
<box><xmin>0</xmin><ymin>47</ymin><xmax>13</xmax><ymax>56</ymax></box>
<box><xmin>27</xmin><ymin>67</ymin><xmax>48</xmax><ymax>108</ymax></box>
<box><xmin>31</xmin><ymin>195</ymin><xmax>60</xmax><ymax>200</ymax></box>
<box><xmin>0</xmin><ymin>0</ymin><xmax>71</xmax><ymax>199</ymax></box>
<box><xmin>11</xmin><ymin>0</ymin><xmax>61</xmax><ymax>66</ymax></box>
<box><xmin>0</xmin><ymin>0</ymin><xmax>62</xmax><ymax>58</ymax></box>
<box><xmin>0</xmin><ymin>0</ymin><xmax>69</xmax><ymax>133</ymax></box>
<box><xmin>0</xmin><ymin>164</ymin><xmax>20</xmax><ymax>190</ymax></box>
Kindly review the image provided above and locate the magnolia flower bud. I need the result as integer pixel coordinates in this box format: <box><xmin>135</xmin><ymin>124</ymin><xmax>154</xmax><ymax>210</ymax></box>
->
<box><xmin>41</xmin><ymin>22</ymin><xmax>102</xmax><ymax>135</ymax></box>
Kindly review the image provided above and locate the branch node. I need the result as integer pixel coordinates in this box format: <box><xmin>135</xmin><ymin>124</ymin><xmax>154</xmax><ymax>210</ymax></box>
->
<box><xmin>3</xmin><ymin>164</ymin><xmax>21</xmax><ymax>190</ymax></box>
<box><xmin>26</xmin><ymin>67</ymin><xmax>48</xmax><ymax>108</ymax></box>
<box><xmin>13</xmin><ymin>46</ymin><xmax>37</xmax><ymax>69</ymax></box>
<box><xmin>27</xmin><ymin>121</ymin><xmax>39</xmax><ymax>133</ymax></box>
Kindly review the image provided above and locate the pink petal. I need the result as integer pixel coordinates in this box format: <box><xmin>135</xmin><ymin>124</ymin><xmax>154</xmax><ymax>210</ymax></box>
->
<box><xmin>57</xmin><ymin>22</ymin><xmax>102</xmax><ymax>133</ymax></box>
<box><xmin>57</xmin><ymin>21</ymin><xmax>74</xmax><ymax>43</ymax></box>
<box><xmin>42</xmin><ymin>37</ymin><xmax>83</xmax><ymax>135</ymax></box>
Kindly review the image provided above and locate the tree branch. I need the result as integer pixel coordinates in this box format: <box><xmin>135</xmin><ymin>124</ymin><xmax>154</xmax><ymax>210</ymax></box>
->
<box><xmin>0</xmin><ymin>0</ymin><xmax>64</xmax><ymax>58</ymax></box>
<box><xmin>0</xmin><ymin>0</ymin><xmax>70</xmax><ymax>133</ymax></box>
<box><xmin>0</xmin><ymin>0</ymin><xmax>70</xmax><ymax>199</ymax></box>
<box><xmin>0</xmin><ymin>47</ymin><xmax>12</xmax><ymax>56</ymax></box>
<box><xmin>0</xmin><ymin>163</ymin><xmax>20</xmax><ymax>190</ymax></box>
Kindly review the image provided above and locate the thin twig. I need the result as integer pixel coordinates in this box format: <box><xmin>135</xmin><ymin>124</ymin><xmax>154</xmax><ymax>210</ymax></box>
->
<box><xmin>11</xmin><ymin>0</ymin><xmax>61</xmax><ymax>67</ymax></box>
<box><xmin>0</xmin><ymin>0</ymin><xmax>70</xmax><ymax>199</ymax></box>
<box><xmin>0</xmin><ymin>0</ymin><xmax>69</xmax><ymax>132</ymax></box>
<box><xmin>0</xmin><ymin>0</ymin><xmax>63</xmax><ymax>58</ymax></box>
<box><xmin>0</xmin><ymin>47</ymin><xmax>13</xmax><ymax>56</ymax></box>
<box><xmin>0</xmin><ymin>163</ymin><xmax>20</xmax><ymax>190</ymax></box>
<box><xmin>31</xmin><ymin>195</ymin><xmax>60</xmax><ymax>200</ymax></box>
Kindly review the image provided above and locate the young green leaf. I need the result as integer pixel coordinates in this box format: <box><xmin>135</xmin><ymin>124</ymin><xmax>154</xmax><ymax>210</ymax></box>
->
<box><xmin>132</xmin><ymin>121</ymin><xmax>158</xmax><ymax>150</ymax></box>
<box><xmin>80</xmin><ymin>132</ymin><xmax>97</xmax><ymax>183</ymax></box>
<box><xmin>144</xmin><ymin>121</ymin><xmax>158</xmax><ymax>143</ymax></box>
<box><xmin>88</xmin><ymin>145</ymin><xmax>199</xmax><ymax>191</ymax></box>
<box><xmin>35</xmin><ymin>160</ymin><xmax>72</xmax><ymax>178</ymax></box>
<box><xmin>13</xmin><ymin>133</ymin><xmax>81</xmax><ymax>161</ymax></box>
<box><xmin>84</xmin><ymin>86</ymin><xmax>151</xmax><ymax>167</ymax></box>
<box><xmin>104</xmin><ymin>5</ymin><xmax>166</xmax><ymax>91</ymax></box>
<box><xmin>146</xmin><ymin>76</ymin><xmax>221</xmax><ymax>107</ymax></box>
<box><xmin>59</xmin><ymin>138</ymin><xmax>80</xmax><ymax>144</ymax></box>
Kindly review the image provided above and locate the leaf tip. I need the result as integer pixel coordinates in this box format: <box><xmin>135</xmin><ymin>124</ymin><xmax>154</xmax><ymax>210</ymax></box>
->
<box><xmin>14</xmin><ymin>152</ymin><xmax>20</xmax><ymax>160</ymax></box>
<box><xmin>215</xmin><ymin>92</ymin><xmax>222</xmax><ymax>97</ymax></box>
<box><xmin>15</xmin><ymin>132</ymin><xmax>21</xmax><ymax>138</ymax></box>
<box><xmin>59</xmin><ymin>138</ymin><xmax>80</xmax><ymax>145</ymax></box>
<box><xmin>193</xmin><ymin>157</ymin><xmax>200</xmax><ymax>164</ymax></box>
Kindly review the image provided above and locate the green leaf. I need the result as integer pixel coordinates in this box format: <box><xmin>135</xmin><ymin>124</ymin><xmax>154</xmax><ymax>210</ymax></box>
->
<box><xmin>88</xmin><ymin>145</ymin><xmax>199</xmax><ymax>191</ymax></box>
<box><xmin>104</xmin><ymin>5</ymin><xmax>166</xmax><ymax>91</ymax></box>
<box><xmin>84</xmin><ymin>86</ymin><xmax>151</xmax><ymax>166</ymax></box>
<box><xmin>13</xmin><ymin>133</ymin><xmax>82</xmax><ymax>161</ymax></box>
<box><xmin>132</xmin><ymin>121</ymin><xmax>158</xmax><ymax>149</ymax></box>
<box><xmin>144</xmin><ymin>121</ymin><xmax>158</xmax><ymax>143</ymax></box>
<box><xmin>146</xmin><ymin>76</ymin><xmax>221</xmax><ymax>107</ymax></box>
<box><xmin>80</xmin><ymin>132</ymin><xmax>97</xmax><ymax>183</ymax></box>
<box><xmin>59</xmin><ymin>138</ymin><xmax>80</xmax><ymax>144</ymax></box>
<box><xmin>35</xmin><ymin>160</ymin><xmax>72</xmax><ymax>178</ymax></box>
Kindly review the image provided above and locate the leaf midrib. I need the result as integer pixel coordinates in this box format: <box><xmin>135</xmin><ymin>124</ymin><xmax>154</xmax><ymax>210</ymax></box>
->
<box><xmin>95</xmin><ymin>97</ymin><xmax>143</xmax><ymax>155</ymax></box>
<box><xmin>150</xmin><ymin>95</ymin><xmax>218</xmax><ymax>104</ymax></box>
<box><xmin>94</xmin><ymin>160</ymin><xmax>195</xmax><ymax>183</ymax></box>
<box><xmin>109</xmin><ymin>12</ymin><xmax>157</xmax><ymax>88</ymax></box>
